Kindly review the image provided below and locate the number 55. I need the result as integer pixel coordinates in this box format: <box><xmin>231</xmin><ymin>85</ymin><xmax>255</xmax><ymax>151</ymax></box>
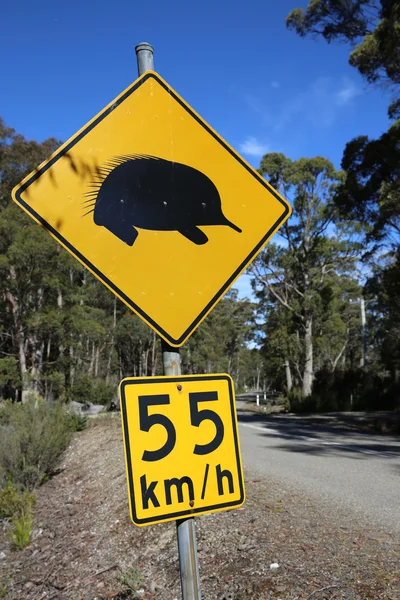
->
<box><xmin>190</xmin><ymin>391</ymin><xmax>224</xmax><ymax>455</ymax></box>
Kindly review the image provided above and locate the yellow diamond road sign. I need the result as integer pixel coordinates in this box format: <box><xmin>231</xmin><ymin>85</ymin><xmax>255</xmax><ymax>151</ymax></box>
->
<box><xmin>12</xmin><ymin>71</ymin><xmax>291</xmax><ymax>346</ymax></box>
<box><xmin>120</xmin><ymin>374</ymin><xmax>244</xmax><ymax>526</ymax></box>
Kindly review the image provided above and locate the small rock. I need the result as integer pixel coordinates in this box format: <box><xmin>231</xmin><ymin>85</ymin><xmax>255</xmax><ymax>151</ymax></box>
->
<box><xmin>270</xmin><ymin>562</ymin><xmax>280</xmax><ymax>570</ymax></box>
<box><xmin>149</xmin><ymin>581</ymin><xmax>157</xmax><ymax>593</ymax></box>
<box><xmin>24</xmin><ymin>582</ymin><xmax>34</xmax><ymax>590</ymax></box>
<box><xmin>0</xmin><ymin>552</ymin><xmax>5</xmax><ymax>560</ymax></box>
<box><xmin>31</xmin><ymin>528</ymin><xmax>43</xmax><ymax>540</ymax></box>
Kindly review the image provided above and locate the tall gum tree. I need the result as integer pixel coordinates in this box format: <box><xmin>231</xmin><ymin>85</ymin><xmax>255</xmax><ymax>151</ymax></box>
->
<box><xmin>285</xmin><ymin>0</ymin><xmax>400</xmax><ymax>399</ymax></box>
<box><xmin>252</xmin><ymin>153</ymin><xmax>362</xmax><ymax>398</ymax></box>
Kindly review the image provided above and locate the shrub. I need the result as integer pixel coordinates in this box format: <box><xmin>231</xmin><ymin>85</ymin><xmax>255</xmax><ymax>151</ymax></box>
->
<box><xmin>0</xmin><ymin>481</ymin><xmax>36</xmax><ymax>519</ymax></box>
<box><xmin>310</xmin><ymin>368</ymin><xmax>400</xmax><ymax>412</ymax></box>
<box><xmin>0</xmin><ymin>481</ymin><xmax>36</xmax><ymax>552</ymax></box>
<box><xmin>276</xmin><ymin>395</ymin><xmax>290</xmax><ymax>412</ymax></box>
<box><xmin>66</xmin><ymin>411</ymin><xmax>88</xmax><ymax>432</ymax></box>
<box><xmin>67</xmin><ymin>376</ymin><xmax>115</xmax><ymax>406</ymax></box>
<box><xmin>287</xmin><ymin>387</ymin><xmax>317</xmax><ymax>413</ymax></box>
<box><xmin>0</xmin><ymin>400</ymin><xmax>79</xmax><ymax>490</ymax></box>
<box><xmin>92</xmin><ymin>379</ymin><xmax>116</xmax><ymax>406</ymax></box>
<box><xmin>118</xmin><ymin>566</ymin><xmax>143</xmax><ymax>597</ymax></box>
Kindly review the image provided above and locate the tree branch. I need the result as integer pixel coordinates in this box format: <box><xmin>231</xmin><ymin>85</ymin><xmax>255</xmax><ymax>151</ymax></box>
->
<box><xmin>332</xmin><ymin>331</ymin><xmax>349</xmax><ymax>372</ymax></box>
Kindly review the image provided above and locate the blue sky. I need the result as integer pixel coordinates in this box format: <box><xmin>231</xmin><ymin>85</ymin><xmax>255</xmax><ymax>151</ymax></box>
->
<box><xmin>2</xmin><ymin>0</ymin><xmax>391</xmax><ymax>298</ymax></box>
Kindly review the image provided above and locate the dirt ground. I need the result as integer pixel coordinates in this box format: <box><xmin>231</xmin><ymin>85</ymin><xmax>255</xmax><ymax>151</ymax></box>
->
<box><xmin>1</xmin><ymin>414</ymin><xmax>399</xmax><ymax>600</ymax></box>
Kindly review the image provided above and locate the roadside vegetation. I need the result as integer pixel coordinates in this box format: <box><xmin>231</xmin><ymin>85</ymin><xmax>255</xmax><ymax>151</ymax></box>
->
<box><xmin>0</xmin><ymin>398</ymin><xmax>86</xmax><ymax>549</ymax></box>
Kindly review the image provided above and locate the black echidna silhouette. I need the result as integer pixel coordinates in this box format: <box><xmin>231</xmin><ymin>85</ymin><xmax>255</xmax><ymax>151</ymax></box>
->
<box><xmin>83</xmin><ymin>154</ymin><xmax>242</xmax><ymax>246</ymax></box>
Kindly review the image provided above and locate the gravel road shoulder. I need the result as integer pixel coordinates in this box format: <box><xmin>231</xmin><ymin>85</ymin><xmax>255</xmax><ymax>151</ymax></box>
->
<box><xmin>1</xmin><ymin>415</ymin><xmax>399</xmax><ymax>600</ymax></box>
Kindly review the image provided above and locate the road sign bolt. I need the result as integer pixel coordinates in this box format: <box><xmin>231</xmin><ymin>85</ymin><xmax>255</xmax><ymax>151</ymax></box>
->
<box><xmin>189</xmin><ymin>500</ymin><xmax>195</xmax><ymax>507</ymax></box>
<box><xmin>177</xmin><ymin>384</ymin><xmax>182</xmax><ymax>391</ymax></box>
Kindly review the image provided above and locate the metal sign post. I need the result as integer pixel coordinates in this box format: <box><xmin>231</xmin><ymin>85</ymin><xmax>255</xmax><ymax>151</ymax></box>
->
<box><xmin>135</xmin><ymin>43</ymin><xmax>202</xmax><ymax>600</ymax></box>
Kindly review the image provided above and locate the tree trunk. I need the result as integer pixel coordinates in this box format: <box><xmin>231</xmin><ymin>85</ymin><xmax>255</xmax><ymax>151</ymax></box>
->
<box><xmin>88</xmin><ymin>341</ymin><xmax>95</xmax><ymax>376</ymax></box>
<box><xmin>151</xmin><ymin>331</ymin><xmax>157</xmax><ymax>376</ymax></box>
<box><xmin>106</xmin><ymin>297</ymin><xmax>117</xmax><ymax>383</ymax></box>
<box><xmin>284</xmin><ymin>358</ymin><xmax>292</xmax><ymax>392</ymax></box>
<box><xmin>95</xmin><ymin>346</ymin><xmax>100</xmax><ymax>377</ymax></box>
<box><xmin>143</xmin><ymin>349</ymin><xmax>149</xmax><ymax>376</ymax></box>
<box><xmin>236</xmin><ymin>355</ymin><xmax>240</xmax><ymax>389</ymax></box>
<box><xmin>46</xmin><ymin>336</ymin><xmax>52</xmax><ymax>362</ymax></box>
<box><xmin>6</xmin><ymin>287</ymin><xmax>28</xmax><ymax>398</ymax></box>
<box><xmin>256</xmin><ymin>366</ymin><xmax>261</xmax><ymax>390</ymax></box>
<box><xmin>34</xmin><ymin>341</ymin><xmax>45</xmax><ymax>392</ymax></box>
<box><xmin>69</xmin><ymin>344</ymin><xmax>75</xmax><ymax>387</ymax></box>
<box><xmin>18</xmin><ymin>326</ymin><xmax>28</xmax><ymax>398</ymax></box>
<box><xmin>302</xmin><ymin>316</ymin><xmax>313</xmax><ymax>398</ymax></box>
<box><xmin>332</xmin><ymin>331</ymin><xmax>348</xmax><ymax>372</ymax></box>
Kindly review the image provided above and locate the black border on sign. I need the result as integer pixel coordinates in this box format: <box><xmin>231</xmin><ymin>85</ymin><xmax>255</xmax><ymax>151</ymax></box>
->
<box><xmin>14</xmin><ymin>72</ymin><xmax>290</xmax><ymax>346</ymax></box>
<box><xmin>120</xmin><ymin>374</ymin><xmax>245</xmax><ymax>525</ymax></box>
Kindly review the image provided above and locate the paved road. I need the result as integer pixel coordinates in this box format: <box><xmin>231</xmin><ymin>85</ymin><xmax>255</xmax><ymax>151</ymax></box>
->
<box><xmin>236</xmin><ymin>400</ymin><xmax>400</xmax><ymax>534</ymax></box>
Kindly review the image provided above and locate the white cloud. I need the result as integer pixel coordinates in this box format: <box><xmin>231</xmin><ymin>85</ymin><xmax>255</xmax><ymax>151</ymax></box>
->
<box><xmin>271</xmin><ymin>81</ymin><xmax>280</xmax><ymax>89</ymax></box>
<box><xmin>239</xmin><ymin>136</ymin><xmax>268</xmax><ymax>157</ymax></box>
<box><xmin>335</xmin><ymin>80</ymin><xmax>361</xmax><ymax>106</ymax></box>
<box><xmin>244</xmin><ymin>76</ymin><xmax>362</xmax><ymax>133</ymax></box>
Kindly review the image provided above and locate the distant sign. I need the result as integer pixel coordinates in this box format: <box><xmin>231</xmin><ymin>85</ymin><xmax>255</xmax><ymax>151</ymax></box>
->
<box><xmin>120</xmin><ymin>374</ymin><xmax>245</xmax><ymax>526</ymax></box>
<box><xmin>12</xmin><ymin>71</ymin><xmax>291</xmax><ymax>346</ymax></box>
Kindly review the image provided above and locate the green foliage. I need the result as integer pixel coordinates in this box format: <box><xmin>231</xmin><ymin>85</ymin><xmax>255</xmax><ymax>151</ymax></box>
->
<box><xmin>10</xmin><ymin>510</ymin><xmax>33</xmax><ymax>550</ymax></box>
<box><xmin>337</xmin><ymin>122</ymin><xmax>400</xmax><ymax>242</ymax></box>
<box><xmin>295</xmin><ymin>368</ymin><xmax>400</xmax><ymax>413</ymax></box>
<box><xmin>286</xmin><ymin>1</ymin><xmax>400</xmax><ymax>88</ymax></box>
<box><xmin>42</xmin><ymin>371</ymin><xmax>66</xmax><ymax>401</ymax></box>
<box><xmin>66</xmin><ymin>410</ymin><xmax>88</xmax><ymax>432</ymax></box>
<box><xmin>67</xmin><ymin>376</ymin><xmax>115</xmax><ymax>406</ymax></box>
<box><xmin>0</xmin><ymin>357</ymin><xmax>20</xmax><ymax>389</ymax></box>
<box><xmin>0</xmin><ymin>400</ymin><xmax>80</xmax><ymax>490</ymax></box>
<box><xmin>286</xmin><ymin>1</ymin><xmax>371</xmax><ymax>43</ymax></box>
<box><xmin>287</xmin><ymin>387</ymin><xmax>315</xmax><ymax>413</ymax></box>
<box><xmin>115</xmin><ymin>312</ymin><xmax>159</xmax><ymax>378</ymax></box>
<box><xmin>181</xmin><ymin>289</ymin><xmax>256</xmax><ymax>389</ymax></box>
<box><xmin>0</xmin><ymin>117</ymin><xmax>60</xmax><ymax>210</ymax></box>
<box><xmin>0</xmin><ymin>481</ymin><xmax>36</xmax><ymax>552</ymax></box>
<box><xmin>118</xmin><ymin>566</ymin><xmax>144</xmax><ymax>597</ymax></box>
<box><xmin>0</xmin><ymin>481</ymin><xmax>36</xmax><ymax>519</ymax></box>
<box><xmin>366</xmin><ymin>250</ymin><xmax>400</xmax><ymax>383</ymax></box>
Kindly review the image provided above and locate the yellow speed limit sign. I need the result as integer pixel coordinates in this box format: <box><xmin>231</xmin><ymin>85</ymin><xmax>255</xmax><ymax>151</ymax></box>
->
<box><xmin>120</xmin><ymin>374</ymin><xmax>245</xmax><ymax>526</ymax></box>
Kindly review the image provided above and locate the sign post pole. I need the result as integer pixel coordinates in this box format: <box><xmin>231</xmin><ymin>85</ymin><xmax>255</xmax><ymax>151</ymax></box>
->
<box><xmin>161</xmin><ymin>339</ymin><xmax>202</xmax><ymax>600</ymax></box>
<box><xmin>135</xmin><ymin>43</ymin><xmax>201</xmax><ymax>600</ymax></box>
